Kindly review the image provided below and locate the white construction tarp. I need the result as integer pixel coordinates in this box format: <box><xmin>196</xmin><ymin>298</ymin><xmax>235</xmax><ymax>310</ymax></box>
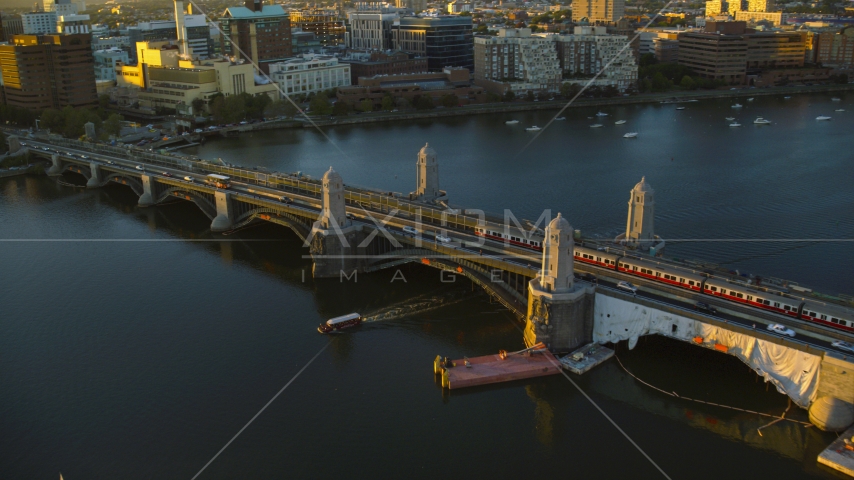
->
<box><xmin>593</xmin><ymin>293</ymin><xmax>821</xmax><ymax>408</ymax></box>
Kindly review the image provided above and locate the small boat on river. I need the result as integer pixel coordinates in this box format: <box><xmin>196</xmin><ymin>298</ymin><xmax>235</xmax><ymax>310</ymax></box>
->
<box><xmin>318</xmin><ymin>313</ymin><xmax>362</xmax><ymax>334</ymax></box>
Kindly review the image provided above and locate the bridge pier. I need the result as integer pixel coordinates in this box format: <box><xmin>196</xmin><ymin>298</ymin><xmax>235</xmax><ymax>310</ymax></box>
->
<box><xmin>310</xmin><ymin>167</ymin><xmax>370</xmax><ymax>278</ymax></box>
<box><xmin>809</xmin><ymin>354</ymin><xmax>854</xmax><ymax>431</ymax></box>
<box><xmin>211</xmin><ymin>190</ymin><xmax>234</xmax><ymax>232</ymax></box>
<box><xmin>138</xmin><ymin>175</ymin><xmax>155</xmax><ymax>206</ymax></box>
<box><xmin>86</xmin><ymin>162</ymin><xmax>103</xmax><ymax>188</ymax></box>
<box><xmin>47</xmin><ymin>154</ymin><xmax>63</xmax><ymax>176</ymax></box>
<box><xmin>6</xmin><ymin>135</ymin><xmax>22</xmax><ymax>153</ymax></box>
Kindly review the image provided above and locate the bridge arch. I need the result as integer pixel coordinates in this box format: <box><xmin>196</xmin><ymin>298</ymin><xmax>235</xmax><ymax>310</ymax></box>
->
<box><xmin>231</xmin><ymin>207</ymin><xmax>314</xmax><ymax>241</ymax></box>
<box><xmin>153</xmin><ymin>187</ymin><xmax>217</xmax><ymax>219</ymax></box>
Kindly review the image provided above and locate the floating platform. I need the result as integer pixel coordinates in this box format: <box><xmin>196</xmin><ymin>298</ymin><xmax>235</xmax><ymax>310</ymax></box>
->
<box><xmin>434</xmin><ymin>343</ymin><xmax>561</xmax><ymax>390</ymax></box>
<box><xmin>818</xmin><ymin>424</ymin><xmax>854</xmax><ymax>477</ymax></box>
<box><xmin>559</xmin><ymin>343</ymin><xmax>615</xmax><ymax>375</ymax></box>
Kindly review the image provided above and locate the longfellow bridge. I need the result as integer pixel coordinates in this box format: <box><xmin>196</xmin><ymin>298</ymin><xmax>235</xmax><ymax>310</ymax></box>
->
<box><xmin>10</xmin><ymin>133</ymin><xmax>854</xmax><ymax>435</ymax></box>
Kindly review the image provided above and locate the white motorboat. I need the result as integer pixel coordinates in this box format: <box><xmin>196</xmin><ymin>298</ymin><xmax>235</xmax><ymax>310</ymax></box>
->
<box><xmin>835</xmin><ymin>109</ymin><xmax>845</xmax><ymax>112</ymax></box>
<box><xmin>816</xmin><ymin>116</ymin><xmax>832</xmax><ymax>121</ymax></box>
<box><xmin>614</xmin><ymin>120</ymin><xmax>627</xmax><ymax>125</ymax></box>
<box><xmin>676</xmin><ymin>106</ymin><xmax>685</xmax><ymax>110</ymax></box>
<box><xmin>729</xmin><ymin>123</ymin><xmax>741</xmax><ymax>127</ymax></box>
<box><xmin>725</xmin><ymin>117</ymin><xmax>735</xmax><ymax>121</ymax></box>
<box><xmin>595</xmin><ymin>111</ymin><xmax>608</xmax><ymax>117</ymax></box>
<box><xmin>732</xmin><ymin>103</ymin><xmax>743</xmax><ymax>108</ymax></box>
<box><xmin>747</xmin><ymin>97</ymin><xmax>754</xmax><ymax>101</ymax></box>
<box><xmin>754</xmin><ymin>117</ymin><xmax>771</xmax><ymax>125</ymax></box>
<box><xmin>783</xmin><ymin>96</ymin><xmax>791</xmax><ymax>99</ymax></box>
<box><xmin>554</xmin><ymin>117</ymin><xmax>566</xmax><ymax>121</ymax></box>
<box><xmin>505</xmin><ymin>120</ymin><xmax>519</xmax><ymax>124</ymax></box>
<box><xmin>623</xmin><ymin>132</ymin><xmax>638</xmax><ymax>138</ymax></box>
<box><xmin>525</xmin><ymin>126</ymin><xmax>541</xmax><ymax>131</ymax></box>
<box><xmin>589</xmin><ymin>124</ymin><xmax>603</xmax><ymax>128</ymax></box>
<box><xmin>832</xmin><ymin>97</ymin><xmax>841</xmax><ymax>102</ymax></box>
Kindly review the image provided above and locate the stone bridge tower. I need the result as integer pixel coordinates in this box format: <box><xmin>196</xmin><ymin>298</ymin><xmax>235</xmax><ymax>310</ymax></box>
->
<box><xmin>625</xmin><ymin>176</ymin><xmax>655</xmax><ymax>249</ymax></box>
<box><xmin>524</xmin><ymin>213</ymin><xmax>594</xmax><ymax>352</ymax></box>
<box><xmin>310</xmin><ymin>167</ymin><xmax>368</xmax><ymax>278</ymax></box>
<box><xmin>411</xmin><ymin>143</ymin><xmax>441</xmax><ymax>202</ymax></box>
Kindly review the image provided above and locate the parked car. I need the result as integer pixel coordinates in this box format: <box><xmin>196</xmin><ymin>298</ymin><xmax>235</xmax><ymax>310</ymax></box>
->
<box><xmin>831</xmin><ymin>341</ymin><xmax>854</xmax><ymax>354</ymax></box>
<box><xmin>135</xmin><ymin>165</ymin><xmax>144</xmax><ymax>171</ymax></box>
<box><xmin>184</xmin><ymin>176</ymin><xmax>193</xmax><ymax>182</ymax></box>
<box><xmin>766</xmin><ymin>324</ymin><xmax>795</xmax><ymax>337</ymax></box>
<box><xmin>81</xmin><ymin>155</ymin><xmax>89</xmax><ymax>159</ymax></box>
<box><xmin>402</xmin><ymin>226</ymin><xmax>418</xmax><ymax>235</ymax></box>
<box><xmin>694</xmin><ymin>302</ymin><xmax>718</xmax><ymax>315</ymax></box>
<box><xmin>617</xmin><ymin>281</ymin><xmax>637</xmax><ymax>294</ymax></box>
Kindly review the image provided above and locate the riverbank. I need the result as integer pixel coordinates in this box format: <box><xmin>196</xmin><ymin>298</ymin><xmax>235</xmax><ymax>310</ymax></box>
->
<box><xmin>300</xmin><ymin>83</ymin><xmax>854</xmax><ymax>128</ymax></box>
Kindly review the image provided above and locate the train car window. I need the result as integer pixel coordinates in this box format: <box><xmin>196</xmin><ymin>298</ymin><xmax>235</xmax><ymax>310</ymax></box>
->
<box><xmin>841</xmin><ymin>321</ymin><xmax>848</xmax><ymax>326</ymax></box>
<box><xmin>737</xmin><ymin>293</ymin><xmax>743</xmax><ymax>299</ymax></box>
<box><xmin>764</xmin><ymin>300</ymin><xmax>771</xmax><ymax>305</ymax></box>
<box><xmin>689</xmin><ymin>281</ymin><xmax>695</xmax><ymax>286</ymax></box>
<box><xmin>784</xmin><ymin>306</ymin><xmax>790</xmax><ymax>311</ymax></box>
<box><xmin>633</xmin><ymin>266</ymin><xmax>638</xmax><ymax>271</ymax></box>
<box><xmin>832</xmin><ymin>317</ymin><xmax>839</xmax><ymax>323</ymax></box>
<box><xmin>711</xmin><ymin>286</ymin><xmax>717</xmax><ymax>292</ymax></box>
<box><xmin>821</xmin><ymin>315</ymin><xmax>827</xmax><ymax>320</ymax></box>
<box><xmin>773</xmin><ymin>302</ymin><xmax>780</xmax><ymax>307</ymax></box>
<box><xmin>680</xmin><ymin>278</ymin><xmax>685</xmax><ymax>283</ymax></box>
<box><xmin>656</xmin><ymin>272</ymin><xmax>661</xmax><ymax>277</ymax></box>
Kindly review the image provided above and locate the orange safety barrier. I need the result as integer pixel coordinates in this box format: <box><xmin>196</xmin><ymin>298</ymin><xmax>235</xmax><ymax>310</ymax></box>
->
<box><xmin>260</xmin><ymin>214</ymin><xmax>271</xmax><ymax>220</ymax></box>
<box><xmin>456</xmin><ymin>266</ymin><xmax>463</xmax><ymax>273</ymax></box>
<box><xmin>421</xmin><ymin>258</ymin><xmax>430</xmax><ymax>265</ymax></box>
<box><xmin>693</xmin><ymin>336</ymin><xmax>704</xmax><ymax>344</ymax></box>
<box><xmin>714</xmin><ymin>343</ymin><xmax>729</xmax><ymax>353</ymax></box>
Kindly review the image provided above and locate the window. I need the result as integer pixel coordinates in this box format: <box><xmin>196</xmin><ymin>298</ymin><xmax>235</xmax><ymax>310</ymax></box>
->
<box><xmin>784</xmin><ymin>306</ymin><xmax>790</xmax><ymax>311</ymax></box>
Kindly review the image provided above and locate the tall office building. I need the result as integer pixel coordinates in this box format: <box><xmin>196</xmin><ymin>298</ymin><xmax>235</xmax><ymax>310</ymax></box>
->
<box><xmin>553</xmin><ymin>26</ymin><xmax>638</xmax><ymax>92</ymax></box>
<box><xmin>2</xmin><ymin>14</ymin><xmax>25</xmax><ymax>41</ymax></box>
<box><xmin>0</xmin><ymin>34</ymin><xmax>97</xmax><ymax>110</ymax></box>
<box><xmin>57</xmin><ymin>14</ymin><xmax>90</xmax><ymax>34</ymax></box>
<box><xmin>347</xmin><ymin>11</ymin><xmax>398</xmax><ymax>50</ymax></box>
<box><xmin>21</xmin><ymin>11</ymin><xmax>57</xmax><ymax>34</ymax></box>
<box><xmin>392</xmin><ymin>16</ymin><xmax>473</xmax><ymax>72</ymax></box>
<box><xmin>571</xmin><ymin>0</ymin><xmax>625</xmax><ymax>23</ymax></box>
<box><xmin>747</xmin><ymin>0</ymin><xmax>774</xmax><ymax>12</ymax></box>
<box><xmin>220</xmin><ymin>0</ymin><xmax>292</xmax><ymax>74</ymax></box>
<box><xmin>474</xmin><ymin>28</ymin><xmax>562</xmax><ymax>93</ymax></box>
<box><xmin>705</xmin><ymin>0</ymin><xmax>726</xmax><ymax>16</ymax></box>
<box><xmin>128</xmin><ymin>16</ymin><xmax>212</xmax><ymax>59</ymax></box>
<box><xmin>289</xmin><ymin>10</ymin><xmax>345</xmax><ymax>46</ymax></box>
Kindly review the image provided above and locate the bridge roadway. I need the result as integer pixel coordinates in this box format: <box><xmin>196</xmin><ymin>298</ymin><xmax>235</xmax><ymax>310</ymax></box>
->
<box><xmin>22</xmin><ymin>137</ymin><xmax>854</xmax><ymax>356</ymax></box>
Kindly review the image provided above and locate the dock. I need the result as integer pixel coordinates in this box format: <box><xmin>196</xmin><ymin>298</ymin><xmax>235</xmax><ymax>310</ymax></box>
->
<box><xmin>818</xmin><ymin>425</ymin><xmax>854</xmax><ymax>477</ymax></box>
<box><xmin>559</xmin><ymin>343</ymin><xmax>615</xmax><ymax>375</ymax></box>
<box><xmin>434</xmin><ymin>343</ymin><xmax>562</xmax><ymax>389</ymax></box>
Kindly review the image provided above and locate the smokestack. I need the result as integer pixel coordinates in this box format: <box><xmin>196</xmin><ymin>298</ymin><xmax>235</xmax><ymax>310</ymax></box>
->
<box><xmin>174</xmin><ymin>0</ymin><xmax>189</xmax><ymax>56</ymax></box>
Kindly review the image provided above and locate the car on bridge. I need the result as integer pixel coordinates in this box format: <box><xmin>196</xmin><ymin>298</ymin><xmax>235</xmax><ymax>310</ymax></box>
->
<box><xmin>135</xmin><ymin>165</ymin><xmax>144</xmax><ymax>171</ymax></box>
<box><xmin>767</xmin><ymin>324</ymin><xmax>796</xmax><ymax>337</ymax></box>
<box><xmin>403</xmin><ymin>226</ymin><xmax>419</xmax><ymax>235</ymax></box>
<box><xmin>694</xmin><ymin>302</ymin><xmax>718</xmax><ymax>315</ymax></box>
<box><xmin>161</xmin><ymin>172</ymin><xmax>172</xmax><ymax>177</ymax></box>
<box><xmin>184</xmin><ymin>176</ymin><xmax>193</xmax><ymax>182</ymax></box>
<box><xmin>436</xmin><ymin>234</ymin><xmax>452</xmax><ymax>244</ymax></box>
<box><xmin>831</xmin><ymin>341</ymin><xmax>854</xmax><ymax>354</ymax></box>
<box><xmin>617</xmin><ymin>281</ymin><xmax>637</xmax><ymax>294</ymax></box>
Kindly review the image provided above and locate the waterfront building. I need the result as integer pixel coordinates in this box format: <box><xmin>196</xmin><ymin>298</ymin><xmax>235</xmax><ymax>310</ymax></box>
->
<box><xmin>21</xmin><ymin>12</ymin><xmax>57</xmax><ymax>35</ymax></box>
<box><xmin>473</xmin><ymin>28</ymin><xmax>562</xmax><ymax>94</ymax></box>
<box><xmin>128</xmin><ymin>16</ymin><xmax>212</xmax><ymax>60</ymax></box>
<box><xmin>268</xmin><ymin>54</ymin><xmax>351</xmax><ymax>97</ymax></box>
<box><xmin>336</xmin><ymin>67</ymin><xmax>484</xmax><ymax>108</ymax></box>
<box><xmin>747</xmin><ymin>0</ymin><xmax>774</xmax><ymax>12</ymax></box>
<box><xmin>392</xmin><ymin>16</ymin><xmax>473</xmax><ymax>72</ymax></box>
<box><xmin>0</xmin><ymin>34</ymin><xmax>97</xmax><ymax>110</ymax></box>
<box><xmin>289</xmin><ymin>10</ymin><xmax>345</xmax><ymax>46</ymax></box>
<box><xmin>219</xmin><ymin>0</ymin><xmax>292</xmax><ymax>74</ymax></box>
<box><xmin>678</xmin><ymin>29</ymin><xmax>748</xmax><ymax>84</ymax></box>
<box><xmin>552</xmin><ymin>26</ymin><xmax>638</xmax><ymax>92</ymax></box>
<box><xmin>571</xmin><ymin>0</ymin><xmax>625</xmax><ymax>24</ymax></box>
<box><xmin>346</xmin><ymin>12</ymin><xmax>398</xmax><ymax>50</ymax></box>
<box><xmin>817</xmin><ymin>26</ymin><xmax>854</xmax><ymax>67</ymax></box>
<box><xmin>746</xmin><ymin>31</ymin><xmax>805</xmax><ymax>69</ymax></box>
<box><xmin>341</xmin><ymin>50</ymin><xmax>428</xmax><ymax>84</ymax></box>
<box><xmin>94</xmin><ymin>48</ymin><xmax>128</xmax><ymax>81</ymax></box>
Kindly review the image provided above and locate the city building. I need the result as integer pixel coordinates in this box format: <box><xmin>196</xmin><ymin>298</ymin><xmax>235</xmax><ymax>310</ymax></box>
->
<box><xmin>128</xmin><ymin>16</ymin><xmax>212</xmax><ymax>60</ymax></box>
<box><xmin>21</xmin><ymin>12</ymin><xmax>57</xmax><ymax>35</ymax></box>
<box><xmin>292</xmin><ymin>30</ymin><xmax>323</xmax><ymax>54</ymax></box>
<box><xmin>116</xmin><ymin>41</ymin><xmax>181</xmax><ymax>89</ymax></box>
<box><xmin>571</xmin><ymin>0</ymin><xmax>625</xmax><ymax>24</ymax></box>
<box><xmin>131</xmin><ymin>56</ymin><xmax>277</xmax><ymax>114</ymax></box>
<box><xmin>447</xmin><ymin>3</ymin><xmax>473</xmax><ymax>14</ymax></box>
<box><xmin>552</xmin><ymin>26</ymin><xmax>638</xmax><ymax>92</ymax></box>
<box><xmin>473</xmin><ymin>28</ymin><xmax>562</xmax><ymax>94</ymax></box>
<box><xmin>734</xmin><ymin>11</ymin><xmax>785</xmax><ymax>26</ymax></box>
<box><xmin>727</xmin><ymin>0</ymin><xmax>744</xmax><ymax>16</ymax></box>
<box><xmin>678</xmin><ymin>21</ymin><xmax>805</xmax><ymax>84</ymax></box>
<box><xmin>219</xmin><ymin>0</ymin><xmax>292</xmax><ymax>74</ymax></box>
<box><xmin>392</xmin><ymin>16</ymin><xmax>473</xmax><ymax>72</ymax></box>
<box><xmin>43</xmin><ymin>0</ymin><xmax>81</xmax><ymax>16</ymax></box>
<box><xmin>346</xmin><ymin>11</ymin><xmax>398</xmax><ymax>50</ymax></box>
<box><xmin>0</xmin><ymin>34</ymin><xmax>97</xmax><ymax>110</ymax></box>
<box><xmin>341</xmin><ymin>50</ymin><xmax>428</xmax><ymax>84</ymax></box>
<box><xmin>747</xmin><ymin>0</ymin><xmax>774</xmax><ymax>12</ymax></box>
<box><xmin>817</xmin><ymin>26</ymin><xmax>854</xmax><ymax>67</ymax></box>
<box><xmin>289</xmin><ymin>10</ymin><xmax>345</xmax><ymax>46</ymax></box>
<box><xmin>336</xmin><ymin>67</ymin><xmax>484</xmax><ymax>108</ymax></box>
<box><xmin>396</xmin><ymin>0</ymin><xmax>426</xmax><ymax>13</ymax></box>
<box><xmin>1</xmin><ymin>14</ymin><xmax>24</xmax><ymax>41</ymax></box>
<box><xmin>57</xmin><ymin>14</ymin><xmax>90</xmax><ymax>34</ymax></box>
<box><xmin>94</xmin><ymin>48</ymin><xmax>128</xmax><ymax>81</ymax></box>
<box><xmin>705</xmin><ymin>0</ymin><xmax>725</xmax><ymax>16</ymax></box>
<box><xmin>268</xmin><ymin>54</ymin><xmax>350</xmax><ymax>97</ymax></box>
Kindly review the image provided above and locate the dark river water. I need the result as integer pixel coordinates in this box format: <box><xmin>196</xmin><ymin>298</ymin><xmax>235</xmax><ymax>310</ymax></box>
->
<box><xmin>1</xmin><ymin>92</ymin><xmax>852</xmax><ymax>479</ymax></box>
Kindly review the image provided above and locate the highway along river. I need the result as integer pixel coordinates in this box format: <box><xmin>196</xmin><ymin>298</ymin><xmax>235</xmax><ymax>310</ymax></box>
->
<box><xmin>1</xmin><ymin>92</ymin><xmax>852</xmax><ymax>478</ymax></box>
